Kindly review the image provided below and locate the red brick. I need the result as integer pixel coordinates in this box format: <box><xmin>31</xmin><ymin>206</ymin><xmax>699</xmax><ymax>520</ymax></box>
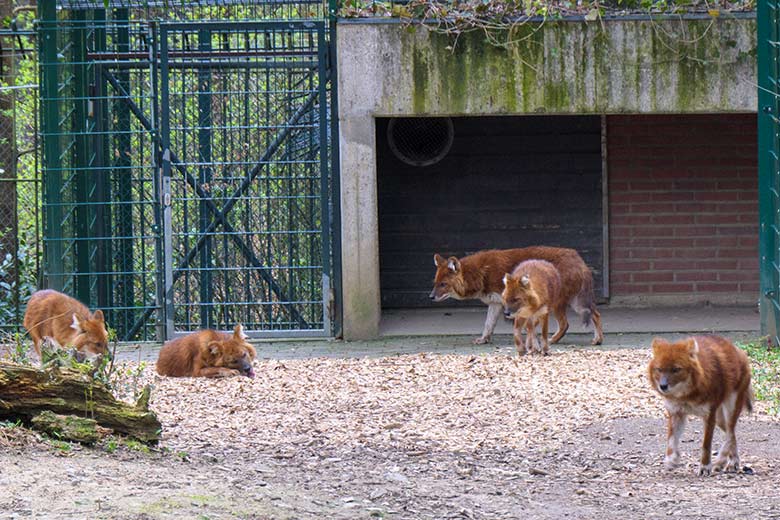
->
<box><xmin>651</xmin><ymin>259</ymin><xmax>695</xmax><ymax>270</ymax></box>
<box><xmin>719</xmin><ymin>271</ymin><xmax>759</xmax><ymax>282</ymax></box>
<box><xmin>738</xmin><ymin>258</ymin><xmax>760</xmax><ymax>270</ymax></box>
<box><xmin>652</xmin><ymin>283</ymin><xmax>695</xmax><ymax>293</ymax></box>
<box><xmin>738</xmin><ymin>236</ymin><xmax>758</xmax><ymax>248</ymax></box>
<box><xmin>693</xmin><ymin>236</ymin><xmax>739</xmax><ymax>248</ymax></box>
<box><xmin>675</xmin><ymin>272</ymin><xmax>718</xmax><ymax>282</ymax></box>
<box><xmin>674</xmin><ymin>226</ymin><xmax>717</xmax><ymax>237</ymax></box>
<box><xmin>698</xmin><ymin>260</ymin><xmax>739</xmax><ymax>270</ymax></box>
<box><xmin>696</xmin><ymin>283</ymin><xmax>739</xmax><ymax>292</ymax></box>
<box><xmin>610</xmin><ymin>259</ymin><xmax>651</xmax><ymax>271</ymax></box>
<box><xmin>651</xmin><ymin>192</ymin><xmax>696</xmax><ymax>202</ymax></box>
<box><xmin>739</xmin><ymin>282</ymin><xmax>760</xmax><ymax>292</ymax></box>
<box><xmin>633</xmin><ymin>272</ymin><xmax>675</xmax><ymax>283</ymax></box>
<box><xmin>616</xmin><ymin>284</ymin><xmax>651</xmax><ymax>293</ymax></box>
<box><xmin>652</xmin><ymin>215</ymin><xmax>695</xmax><ymax>225</ymax></box>
<box><xmin>695</xmin><ymin>214</ymin><xmax>742</xmax><ymax>225</ymax></box>
<box><xmin>694</xmin><ymin>191</ymin><xmax>741</xmax><ymax>202</ymax></box>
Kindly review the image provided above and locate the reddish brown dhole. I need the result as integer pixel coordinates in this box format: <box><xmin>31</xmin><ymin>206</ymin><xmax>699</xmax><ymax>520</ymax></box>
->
<box><xmin>430</xmin><ymin>247</ymin><xmax>602</xmax><ymax>345</ymax></box>
<box><xmin>23</xmin><ymin>289</ymin><xmax>109</xmax><ymax>361</ymax></box>
<box><xmin>648</xmin><ymin>335</ymin><xmax>753</xmax><ymax>476</ymax></box>
<box><xmin>501</xmin><ymin>260</ymin><xmax>561</xmax><ymax>356</ymax></box>
<box><xmin>156</xmin><ymin>324</ymin><xmax>257</xmax><ymax>378</ymax></box>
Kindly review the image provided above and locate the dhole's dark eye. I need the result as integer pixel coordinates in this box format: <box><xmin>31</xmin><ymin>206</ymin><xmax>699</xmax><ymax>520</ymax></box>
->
<box><xmin>437</xmin><ymin>283</ymin><xmax>446</xmax><ymax>288</ymax></box>
<box><xmin>670</xmin><ymin>367</ymin><xmax>680</xmax><ymax>374</ymax></box>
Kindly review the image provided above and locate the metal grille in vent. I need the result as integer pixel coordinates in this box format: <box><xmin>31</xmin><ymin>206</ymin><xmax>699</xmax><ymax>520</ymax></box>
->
<box><xmin>387</xmin><ymin>117</ymin><xmax>454</xmax><ymax>167</ymax></box>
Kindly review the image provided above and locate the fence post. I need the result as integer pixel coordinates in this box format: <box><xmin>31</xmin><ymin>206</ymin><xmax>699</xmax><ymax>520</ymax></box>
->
<box><xmin>39</xmin><ymin>0</ymin><xmax>64</xmax><ymax>291</ymax></box>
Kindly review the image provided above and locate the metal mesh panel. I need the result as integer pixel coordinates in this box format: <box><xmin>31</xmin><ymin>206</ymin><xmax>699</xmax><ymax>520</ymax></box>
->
<box><xmin>39</xmin><ymin>8</ymin><xmax>161</xmax><ymax>340</ymax></box>
<box><xmin>0</xmin><ymin>17</ymin><xmax>40</xmax><ymax>335</ymax></box>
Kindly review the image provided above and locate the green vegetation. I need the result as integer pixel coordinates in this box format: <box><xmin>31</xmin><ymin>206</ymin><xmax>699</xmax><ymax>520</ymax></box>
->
<box><xmin>740</xmin><ymin>338</ymin><xmax>780</xmax><ymax>416</ymax></box>
<box><xmin>341</xmin><ymin>0</ymin><xmax>754</xmax><ymax>20</ymax></box>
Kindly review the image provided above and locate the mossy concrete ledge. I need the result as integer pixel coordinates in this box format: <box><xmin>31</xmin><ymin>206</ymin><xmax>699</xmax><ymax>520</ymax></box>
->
<box><xmin>338</xmin><ymin>16</ymin><xmax>756</xmax><ymax>115</ymax></box>
<box><xmin>335</xmin><ymin>16</ymin><xmax>756</xmax><ymax>340</ymax></box>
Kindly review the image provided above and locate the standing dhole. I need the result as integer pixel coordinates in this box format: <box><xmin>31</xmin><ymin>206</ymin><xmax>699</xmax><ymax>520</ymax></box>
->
<box><xmin>501</xmin><ymin>260</ymin><xmax>561</xmax><ymax>356</ymax></box>
<box><xmin>647</xmin><ymin>335</ymin><xmax>753</xmax><ymax>476</ymax></box>
<box><xmin>156</xmin><ymin>324</ymin><xmax>257</xmax><ymax>378</ymax></box>
<box><xmin>430</xmin><ymin>247</ymin><xmax>602</xmax><ymax>346</ymax></box>
<box><xmin>23</xmin><ymin>289</ymin><xmax>109</xmax><ymax>361</ymax></box>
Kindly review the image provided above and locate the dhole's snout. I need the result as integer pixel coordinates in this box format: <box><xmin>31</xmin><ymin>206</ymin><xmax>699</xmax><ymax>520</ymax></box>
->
<box><xmin>503</xmin><ymin>307</ymin><xmax>513</xmax><ymax>318</ymax></box>
<box><xmin>429</xmin><ymin>288</ymin><xmax>449</xmax><ymax>302</ymax></box>
<box><xmin>239</xmin><ymin>359</ymin><xmax>255</xmax><ymax>378</ymax></box>
<box><xmin>658</xmin><ymin>375</ymin><xmax>670</xmax><ymax>393</ymax></box>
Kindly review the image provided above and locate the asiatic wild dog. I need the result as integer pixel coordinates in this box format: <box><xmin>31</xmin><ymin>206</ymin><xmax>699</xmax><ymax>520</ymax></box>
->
<box><xmin>156</xmin><ymin>324</ymin><xmax>257</xmax><ymax>378</ymax></box>
<box><xmin>430</xmin><ymin>247</ymin><xmax>602</xmax><ymax>346</ymax></box>
<box><xmin>648</xmin><ymin>335</ymin><xmax>753</xmax><ymax>476</ymax></box>
<box><xmin>23</xmin><ymin>289</ymin><xmax>109</xmax><ymax>361</ymax></box>
<box><xmin>501</xmin><ymin>260</ymin><xmax>561</xmax><ymax>356</ymax></box>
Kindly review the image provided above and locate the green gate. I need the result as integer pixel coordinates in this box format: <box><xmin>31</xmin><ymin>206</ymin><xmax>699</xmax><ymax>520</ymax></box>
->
<box><xmin>759</xmin><ymin>0</ymin><xmax>780</xmax><ymax>346</ymax></box>
<box><xmin>38</xmin><ymin>2</ymin><xmax>339</xmax><ymax>340</ymax></box>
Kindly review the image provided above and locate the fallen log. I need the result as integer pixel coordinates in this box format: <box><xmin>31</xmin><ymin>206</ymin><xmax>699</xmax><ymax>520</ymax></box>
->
<box><xmin>0</xmin><ymin>362</ymin><xmax>161</xmax><ymax>442</ymax></box>
<box><xmin>30</xmin><ymin>410</ymin><xmax>106</xmax><ymax>444</ymax></box>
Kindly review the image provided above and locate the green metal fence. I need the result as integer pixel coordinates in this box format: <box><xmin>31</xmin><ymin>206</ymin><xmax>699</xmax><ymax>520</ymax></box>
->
<box><xmin>759</xmin><ymin>0</ymin><xmax>780</xmax><ymax>346</ymax></box>
<box><xmin>36</xmin><ymin>1</ymin><xmax>339</xmax><ymax>341</ymax></box>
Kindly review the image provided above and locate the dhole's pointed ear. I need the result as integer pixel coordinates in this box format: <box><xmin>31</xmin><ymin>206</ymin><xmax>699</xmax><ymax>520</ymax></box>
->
<box><xmin>206</xmin><ymin>341</ymin><xmax>221</xmax><ymax>356</ymax></box>
<box><xmin>520</xmin><ymin>275</ymin><xmax>531</xmax><ymax>287</ymax></box>
<box><xmin>93</xmin><ymin>309</ymin><xmax>105</xmax><ymax>322</ymax></box>
<box><xmin>233</xmin><ymin>323</ymin><xmax>248</xmax><ymax>340</ymax></box>
<box><xmin>447</xmin><ymin>257</ymin><xmax>460</xmax><ymax>273</ymax></box>
<box><xmin>650</xmin><ymin>337</ymin><xmax>666</xmax><ymax>357</ymax></box>
<box><xmin>70</xmin><ymin>314</ymin><xmax>83</xmax><ymax>333</ymax></box>
<box><xmin>434</xmin><ymin>254</ymin><xmax>445</xmax><ymax>267</ymax></box>
<box><xmin>686</xmin><ymin>338</ymin><xmax>699</xmax><ymax>359</ymax></box>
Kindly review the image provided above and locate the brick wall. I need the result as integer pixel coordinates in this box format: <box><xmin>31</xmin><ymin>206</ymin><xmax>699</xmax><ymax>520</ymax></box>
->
<box><xmin>608</xmin><ymin>114</ymin><xmax>758</xmax><ymax>305</ymax></box>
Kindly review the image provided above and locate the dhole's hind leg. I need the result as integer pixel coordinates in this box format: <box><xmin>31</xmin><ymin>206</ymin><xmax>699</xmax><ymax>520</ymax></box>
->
<box><xmin>540</xmin><ymin>314</ymin><xmax>550</xmax><ymax>356</ymax></box>
<box><xmin>589</xmin><ymin>308</ymin><xmax>603</xmax><ymax>345</ymax></box>
<box><xmin>549</xmin><ymin>307</ymin><xmax>568</xmax><ymax>344</ymax></box>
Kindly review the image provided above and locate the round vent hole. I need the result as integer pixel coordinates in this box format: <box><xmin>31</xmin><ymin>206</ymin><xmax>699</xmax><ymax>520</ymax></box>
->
<box><xmin>387</xmin><ymin>117</ymin><xmax>454</xmax><ymax>167</ymax></box>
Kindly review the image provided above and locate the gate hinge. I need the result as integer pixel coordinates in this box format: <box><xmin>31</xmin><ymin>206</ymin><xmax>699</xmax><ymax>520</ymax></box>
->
<box><xmin>766</xmin><ymin>289</ymin><xmax>776</xmax><ymax>299</ymax></box>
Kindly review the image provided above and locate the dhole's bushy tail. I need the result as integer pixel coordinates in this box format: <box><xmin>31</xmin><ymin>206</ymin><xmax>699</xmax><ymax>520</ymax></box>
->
<box><xmin>575</xmin><ymin>269</ymin><xmax>598</xmax><ymax>327</ymax></box>
<box><xmin>746</xmin><ymin>386</ymin><xmax>754</xmax><ymax>414</ymax></box>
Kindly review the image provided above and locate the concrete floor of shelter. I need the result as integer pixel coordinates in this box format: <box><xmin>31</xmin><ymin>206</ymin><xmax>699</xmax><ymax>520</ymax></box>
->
<box><xmin>379</xmin><ymin>304</ymin><xmax>760</xmax><ymax>337</ymax></box>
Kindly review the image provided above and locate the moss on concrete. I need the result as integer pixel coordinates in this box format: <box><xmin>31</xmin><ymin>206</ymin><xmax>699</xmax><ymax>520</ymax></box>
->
<box><xmin>389</xmin><ymin>17</ymin><xmax>756</xmax><ymax>114</ymax></box>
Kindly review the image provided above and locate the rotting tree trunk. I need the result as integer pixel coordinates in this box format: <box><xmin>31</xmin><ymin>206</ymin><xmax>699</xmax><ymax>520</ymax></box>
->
<box><xmin>31</xmin><ymin>410</ymin><xmax>104</xmax><ymax>444</ymax></box>
<box><xmin>0</xmin><ymin>363</ymin><xmax>161</xmax><ymax>442</ymax></box>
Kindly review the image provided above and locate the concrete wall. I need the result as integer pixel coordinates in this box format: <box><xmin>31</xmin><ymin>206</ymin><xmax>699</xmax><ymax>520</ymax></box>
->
<box><xmin>608</xmin><ymin>114</ymin><xmax>758</xmax><ymax>306</ymax></box>
<box><xmin>337</xmin><ymin>16</ymin><xmax>757</xmax><ymax>339</ymax></box>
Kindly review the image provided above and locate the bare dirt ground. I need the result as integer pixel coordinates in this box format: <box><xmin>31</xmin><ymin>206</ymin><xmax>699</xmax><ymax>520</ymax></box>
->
<box><xmin>2</xmin><ymin>347</ymin><xmax>779</xmax><ymax>519</ymax></box>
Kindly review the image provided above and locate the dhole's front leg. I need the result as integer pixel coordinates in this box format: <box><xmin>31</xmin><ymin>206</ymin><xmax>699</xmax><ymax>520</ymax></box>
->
<box><xmin>524</xmin><ymin>318</ymin><xmax>537</xmax><ymax>354</ymax></box>
<box><xmin>196</xmin><ymin>367</ymin><xmax>241</xmax><ymax>378</ymax></box>
<box><xmin>513</xmin><ymin>315</ymin><xmax>527</xmax><ymax>356</ymax></box>
<box><xmin>476</xmin><ymin>303</ymin><xmax>503</xmax><ymax>344</ymax></box>
<box><xmin>698</xmin><ymin>406</ymin><xmax>719</xmax><ymax>476</ymax></box>
<box><xmin>665</xmin><ymin>411</ymin><xmax>686</xmax><ymax>469</ymax></box>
